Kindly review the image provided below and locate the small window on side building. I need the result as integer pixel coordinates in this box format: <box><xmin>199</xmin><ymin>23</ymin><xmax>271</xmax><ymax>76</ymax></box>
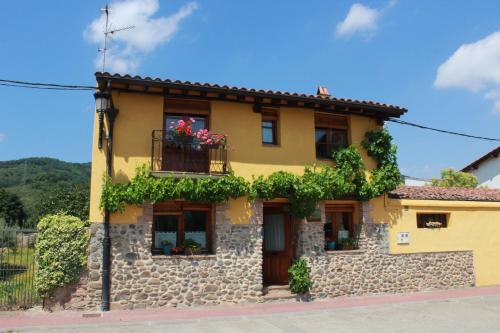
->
<box><xmin>417</xmin><ymin>213</ymin><xmax>448</xmax><ymax>229</ymax></box>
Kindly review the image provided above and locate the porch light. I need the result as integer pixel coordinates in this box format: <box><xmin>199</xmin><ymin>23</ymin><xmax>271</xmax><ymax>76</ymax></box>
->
<box><xmin>94</xmin><ymin>90</ymin><xmax>111</xmax><ymax>150</ymax></box>
<box><xmin>94</xmin><ymin>90</ymin><xmax>111</xmax><ymax>112</ymax></box>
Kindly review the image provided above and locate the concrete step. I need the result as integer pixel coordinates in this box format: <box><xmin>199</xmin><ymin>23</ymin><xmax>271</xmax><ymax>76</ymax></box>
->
<box><xmin>262</xmin><ymin>285</ymin><xmax>296</xmax><ymax>302</ymax></box>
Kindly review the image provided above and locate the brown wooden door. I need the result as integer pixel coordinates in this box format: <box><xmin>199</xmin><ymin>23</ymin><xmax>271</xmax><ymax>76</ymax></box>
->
<box><xmin>263</xmin><ymin>207</ymin><xmax>292</xmax><ymax>285</ymax></box>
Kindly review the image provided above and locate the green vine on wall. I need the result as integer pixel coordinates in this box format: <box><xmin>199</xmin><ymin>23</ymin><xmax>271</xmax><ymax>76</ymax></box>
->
<box><xmin>100</xmin><ymin>129</ymin><xmax>402</xmax><ymax>218</ymax></box>
<box><xmin>101</xmin><ymin>166</ymin><xmax>249</xmax><ymax>213</ymax></box>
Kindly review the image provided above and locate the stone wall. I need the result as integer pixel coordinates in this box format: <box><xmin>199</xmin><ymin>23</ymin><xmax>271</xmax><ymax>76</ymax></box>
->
<box><xmin>303</xmin><ymin>202</ymin><xmax>475</xmax><ymax>298</ymax></box>
<box><xmin>52</xmin><ymin>200</ymin><xmax>475</xmax><ymax>310</ymax></box>
<box><xmin>106</xmin><ymin>203</ymin><xmax>263</xmax><ymax>309</ymax></box>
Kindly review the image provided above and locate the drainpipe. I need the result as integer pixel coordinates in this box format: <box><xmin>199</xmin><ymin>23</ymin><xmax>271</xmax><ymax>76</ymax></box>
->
<box><xmin>95</xmin><ymin>81</ymin><xmax>118</xmax><ymax>312</ymax></box>
<box><xmin>102</xmin><ymin>105</ymin><xmax>118</xmax><ymax>312</ymax></box>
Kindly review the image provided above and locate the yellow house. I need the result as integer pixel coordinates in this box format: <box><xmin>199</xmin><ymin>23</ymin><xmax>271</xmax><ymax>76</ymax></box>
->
<box><xmin>63</xmin><ymin>72</ymin><xmax>500</xmax><ymax>311</ymax></box>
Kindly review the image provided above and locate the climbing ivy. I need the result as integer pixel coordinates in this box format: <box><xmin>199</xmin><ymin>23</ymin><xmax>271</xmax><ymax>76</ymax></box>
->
<box><xmin>100</xmin><ymin>129</ymin><xmax>402</xmax><ymax>218</ymax></box>
<box><xmin>249</xmin><ymin>128</ymin><xmax>402</xmax><ymax>217</ymax></box>
<box><xmin>100</xmin><ymin>165</ymin><xmax>249</xmax><ymax>213</ymax></box>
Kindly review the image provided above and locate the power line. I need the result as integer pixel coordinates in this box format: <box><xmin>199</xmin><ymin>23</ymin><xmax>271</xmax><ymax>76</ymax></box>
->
<box><xmin>0</xmin><ymin>79</ymin><xmax>95</xmax><ymax>90</ymax></box>
<box><xmin>0</xmin><ymin>83</ymin><xmax>94</xmax><ymax>91</ymax></box>
<box><xmin>388</xmin><ymin>118</ymin><xmax>500</xmax><ymax>143</ymax></box>
<box><xmin>0</xmin><ymin>77</ymin><xmax>499</xmax><ymax>143</ymax></box>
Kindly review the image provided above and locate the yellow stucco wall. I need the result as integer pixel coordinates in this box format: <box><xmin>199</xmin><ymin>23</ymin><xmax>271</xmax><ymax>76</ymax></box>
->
<box><xmin>90</xmin><ymin>93</ymin><xmax>380</xmax><ymax>223</ymax></box>
<box><xmin>371</xmin><ymin>196</ymin><xmax>500</xmax><ymax>286</ymax></box>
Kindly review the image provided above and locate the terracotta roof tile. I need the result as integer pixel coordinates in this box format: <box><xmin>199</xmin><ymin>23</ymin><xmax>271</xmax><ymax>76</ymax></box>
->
<box><xmin>388</xmin><ymin>186</ymin><xmax>500</xmax><ymax>202</ymax></box>
<box><xmin>95</xmin><ymin>72</ymin><xmax>407</xmax><ymax>116</ymax></box>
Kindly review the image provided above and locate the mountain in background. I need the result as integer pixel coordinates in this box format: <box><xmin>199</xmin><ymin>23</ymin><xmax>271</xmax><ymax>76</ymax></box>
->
<box><xmin>0</xmin><ymin>158</ymin><xmax>91</xmax><ymax>225</ymax></box>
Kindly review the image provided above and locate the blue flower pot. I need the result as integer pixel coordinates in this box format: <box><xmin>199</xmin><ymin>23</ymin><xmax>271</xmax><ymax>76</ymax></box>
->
<box><xmin>327</xmin><ymin>241</ymin><xmax>336</xmax><ymax>251</ymax></box>
<box><xmin>163</xmin><ymin>245</ymin><xmax>172</xmax><ymax>255</ymax></box>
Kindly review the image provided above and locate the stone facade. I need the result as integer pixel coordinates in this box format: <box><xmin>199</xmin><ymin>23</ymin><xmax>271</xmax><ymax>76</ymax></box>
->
<box><xmin>100</xmin><ymin>203</ymin><xmax>262</xmax><ymax>310</ymax></box>
<box><xmin>52</xmin><ymin>200</ymin><xmax>475</xmax><ymax>310</ymax></box>
<box><xmin>303</xmin><ymin>202</ymin><xmax>475</xmax><ymax>298</ymax></box>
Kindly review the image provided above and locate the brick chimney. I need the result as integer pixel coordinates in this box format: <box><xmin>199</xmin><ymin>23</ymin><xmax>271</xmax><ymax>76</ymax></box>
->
<box><xmin>317</xmin><ymin>86</ymin><xmax>330</xmax><ymax>98</ymax></box>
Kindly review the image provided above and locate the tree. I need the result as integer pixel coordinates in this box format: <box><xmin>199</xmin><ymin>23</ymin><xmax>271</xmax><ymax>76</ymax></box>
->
<box><xmin>430</xmin><ymin>168</ymin><xmax>478</xmax><ymax>188</ymax></box>
<box><xmin>35</xmin><ymin>184</ymin><xmax>90</xmax><ymax>222</ymax></box>
<box><xmin>0</xmin><ymin>188</ymin><xmax>26</xmax><ymax>226</ymax></box>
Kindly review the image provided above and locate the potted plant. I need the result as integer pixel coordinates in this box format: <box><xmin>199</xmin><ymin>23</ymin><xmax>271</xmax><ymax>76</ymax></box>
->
<box><xmin>170</xmin><ymin>246</ymin><xmax>184</xmax><ymax>255</ymax></box>
<box><xmin>182</xmin><ymin>238</ymin><xmax>202</xmax><ymax>255</ymax></box>
<box><xmin>196</xmin><ymin>129</ymin><xmax>227</xmax><ymax>148</ymax></box>
<box><xmin>339</xmin><ymin>237</ymin><xmax>357</xmax><ymax>250</ymax></box>
<box><xmin>326</xmin><ymin>239</ymin><xmax>336</xmax><ymax>251</ymax></box>
<box><xmin>169</xmin><ymin>118</ymin><xmax>195</xmax><ymax>143</ymax></box>
<box><xmin>161</xmin><ymin>240</ymin><xmax>173</xmax><ymax>255</ymax></box>
<box><xmin>425</xmin><ymin>221</ymin><xmax>443</xmax><ymax>228</ymax></box>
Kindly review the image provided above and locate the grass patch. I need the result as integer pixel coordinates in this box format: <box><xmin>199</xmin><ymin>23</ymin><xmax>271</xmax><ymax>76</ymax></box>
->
<box><xmin>0</xmin><ymin>247</ymin><xmax>39</xmax><ymax>306</ymax></box>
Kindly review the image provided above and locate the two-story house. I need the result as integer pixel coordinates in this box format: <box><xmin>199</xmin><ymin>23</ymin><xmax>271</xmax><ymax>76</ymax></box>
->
<box><xmin>63</xmin><ymin>72</ymin><xmax>500</xmax><ymax>311</ymax></box>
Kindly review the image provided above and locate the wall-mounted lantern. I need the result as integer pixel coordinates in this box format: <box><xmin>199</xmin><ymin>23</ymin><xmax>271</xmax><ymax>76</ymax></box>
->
<box><xmin>94</xmin><ymin>91</ymin><xmax>110</xmax><ymax>149</ymax></box>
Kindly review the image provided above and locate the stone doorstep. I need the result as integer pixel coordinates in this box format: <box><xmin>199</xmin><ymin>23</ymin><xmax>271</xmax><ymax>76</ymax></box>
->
<box><xmin>263</xmin><ymin>285</ymin><xmax>296</xmax><ymax>302</ymax></box>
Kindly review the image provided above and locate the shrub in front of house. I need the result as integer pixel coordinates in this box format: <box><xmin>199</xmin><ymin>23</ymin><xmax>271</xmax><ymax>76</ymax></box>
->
<box><xmin>288</xmin><ymin>257</ymin><xmax>313</xmax><ymax>294</ymax></box>
<box><xmin>35</xmin><ymin>213</ymin><xmax>90</xmax><ymax>297</ymax></box>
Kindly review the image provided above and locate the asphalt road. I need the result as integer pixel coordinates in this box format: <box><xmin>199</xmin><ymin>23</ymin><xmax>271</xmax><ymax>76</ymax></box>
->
<box><xmin>9</xmin><ymin>293</ymin><xmax>500</xmax><ymax>333</ymax></box>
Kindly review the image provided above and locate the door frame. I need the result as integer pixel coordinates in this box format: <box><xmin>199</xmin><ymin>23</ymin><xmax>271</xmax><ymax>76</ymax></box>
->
<box><xmin>262</xmin><ymin>203</ymin><xmax>293</xmax><ymax>285</ymax></box>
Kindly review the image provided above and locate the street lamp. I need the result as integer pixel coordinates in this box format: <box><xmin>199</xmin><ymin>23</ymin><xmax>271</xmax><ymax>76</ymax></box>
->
<box><xmin>94</xmin><ymin>91</ymin><xmax>110</xmax><ymax>149</ymax></box>
<box><xmin>94</xmin><ymin>90</ymin><xmax>111</xmax><ymax>112</ymax></box>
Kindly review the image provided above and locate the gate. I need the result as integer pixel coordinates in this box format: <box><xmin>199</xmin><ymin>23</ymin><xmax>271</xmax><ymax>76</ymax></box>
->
<box><xmin>0</xmin><ymin>228</ymin><xmax>39</xmax><ymax>308</ymax></box>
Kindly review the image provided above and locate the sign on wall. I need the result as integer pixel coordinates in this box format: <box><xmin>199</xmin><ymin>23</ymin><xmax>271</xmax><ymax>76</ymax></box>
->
<box><xmin>397</xmin><ymin>232</ymin><xmax>410</xmax><ymax>244</ymax></box>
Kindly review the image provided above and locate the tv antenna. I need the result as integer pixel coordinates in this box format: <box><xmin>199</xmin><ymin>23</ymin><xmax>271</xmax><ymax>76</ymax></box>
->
<box><xmin>98</xmin><ymin>4</ymin><xmax>135</xmax><ymax>72</ymax></box>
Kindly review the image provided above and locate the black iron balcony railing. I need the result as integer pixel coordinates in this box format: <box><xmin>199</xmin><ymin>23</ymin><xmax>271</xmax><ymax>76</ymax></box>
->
<box><xmin>151</xmin><ymin>130</ymin><xmax>228</xmax><ymax>175</ymax></box>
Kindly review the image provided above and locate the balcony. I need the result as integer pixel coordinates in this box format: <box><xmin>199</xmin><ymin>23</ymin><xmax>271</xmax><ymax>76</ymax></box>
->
<box><xmin>151</xmin><ymin>130</ymin><xmax>228</xmax><ymax>177</ymax></box>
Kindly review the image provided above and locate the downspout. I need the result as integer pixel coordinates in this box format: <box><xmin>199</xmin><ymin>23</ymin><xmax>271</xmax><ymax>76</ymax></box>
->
<box><xmin>100</xmin><ymin>82</ymin><xmax>118</xmax><ymax>312</ymax></box>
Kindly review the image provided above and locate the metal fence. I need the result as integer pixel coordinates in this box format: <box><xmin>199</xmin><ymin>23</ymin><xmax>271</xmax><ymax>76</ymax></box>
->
<box><xmin>0</xmin><ymin>228</ymin><xmax>39</xmax><ymax>308</ymax></box>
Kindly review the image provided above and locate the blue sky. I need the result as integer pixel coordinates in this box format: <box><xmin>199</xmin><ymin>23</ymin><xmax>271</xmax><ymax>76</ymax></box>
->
<box><xmin>0</xmin><ymin>0</ymin><xmax>499</xmax><ymax>178</ymax></box>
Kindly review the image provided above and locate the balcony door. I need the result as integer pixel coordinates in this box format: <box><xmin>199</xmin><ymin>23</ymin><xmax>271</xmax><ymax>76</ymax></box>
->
<box><xmin>163</xmin><ymin>114</ymin><xmax>209</xmax><ymax>173</ymax></box>
<box><xmin>262</xmin><ymin>206</ymin><xmax>292</xmax><ymax>285</ymax></box>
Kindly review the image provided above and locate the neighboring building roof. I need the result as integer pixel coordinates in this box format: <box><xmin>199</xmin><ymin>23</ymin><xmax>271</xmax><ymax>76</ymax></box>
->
<box><xmin>388</xmin><ymin>185</ymin><xmax>500</xmax><ymax>202</ymax></box>
<box><xmin>461</xmin><ymin>146</ymin><xmax>500</xmax><ymax>172</ymax></box>
<box><xmin>95</xmin><ymin>72</ymin><xmax>407</xmax><ymax>120</ymax></box>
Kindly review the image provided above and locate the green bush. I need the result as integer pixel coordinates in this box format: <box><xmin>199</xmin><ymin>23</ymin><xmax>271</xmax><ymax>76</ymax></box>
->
<box><xmin>35</xmin><ymin>213</ymin><xmax>90</xmax><ymax>297</ymax></box>
<box><xmin>288</xmin><ymin>257</ymin><xmax>313</xmax><ymax>294</ymax></box>
<box><xmin>431</xmin><ymin>168</ymin><xmax>479</xmax><ymax>188</ymax></box>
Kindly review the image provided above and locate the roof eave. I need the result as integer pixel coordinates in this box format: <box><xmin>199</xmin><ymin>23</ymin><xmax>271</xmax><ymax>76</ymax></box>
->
<box><xmin>95</xmin><ymin>72</ymin><xmax>407</xmax><ymax>119</ymax></box>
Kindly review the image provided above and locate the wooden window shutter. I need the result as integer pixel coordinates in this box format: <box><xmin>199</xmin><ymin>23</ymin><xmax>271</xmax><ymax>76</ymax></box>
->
<box><xmin>164</xmin><ymin>98</ymin><xmax>210</xmax><ymax>115</ymax></box>
<box><xmin>315</xmin><ymin>113</ymin><xmax>348</xmax><ymax>129</ymax></box>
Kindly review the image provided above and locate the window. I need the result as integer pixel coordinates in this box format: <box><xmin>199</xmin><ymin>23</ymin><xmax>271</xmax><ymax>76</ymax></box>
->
<box><xmin>417</xmin><ymin>213</ymin><xmax>448</xmax><ymax>229</ymax></box>
<box><xmin>315</xmin><ymin>113</ymin><xmax>348</xmax><ymax>159</ymax></box>
<box><xmin>324</xmin><ymin>205</ymin><xmax>356</xmax><ymax>250</ymax></box>
<box><xmin>152</xmin><ymin>202</ymin><xmax>212</xmax><ymax>254</ymax></box>
<box><xmin>261</xmin><ymin>109</ymin><xmax>279</xmax><ymax>145</ymax></box>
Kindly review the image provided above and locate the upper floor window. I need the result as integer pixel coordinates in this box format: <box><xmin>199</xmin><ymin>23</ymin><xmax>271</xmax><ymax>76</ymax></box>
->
<box><xmin>417</xmin><ymin>213</ymin><xmax>448</xmax><ymax>229</ymax></box>
<box><xmin>315</xmin><ymin>113</ymin><xmax>348</xmax><ymax>159</ymax></box>
<box><xmin>261</xmin><ymin>109</ymin><xmax>279</xmax><ymax>145</ymax></box>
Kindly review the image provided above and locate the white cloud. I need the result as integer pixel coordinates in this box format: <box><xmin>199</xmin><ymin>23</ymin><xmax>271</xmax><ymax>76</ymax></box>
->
<box><xmin>434</xmin><ymin>31</ymin><xmax>500</xmax><ymax>114</ymax></box>
<box><xmin>336</xmin><ymin>4</ymin><xmax>381</xmax><ymax>39</ymax></box>
<box><xmin>84</xmin><ymin>0</ymin><xmax>198</xmax><ymax>73</ymax></box>
<box><xmin>0</xmin><ymin>133</ymin><xmax>5</xmax><ymax>142</ymax></box>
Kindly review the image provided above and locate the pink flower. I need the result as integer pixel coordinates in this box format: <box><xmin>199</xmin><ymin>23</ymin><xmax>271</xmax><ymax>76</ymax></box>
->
<box><xmin>189</xmin><ymin>117</ymin><xmax>195</xmax><ymax>123</ymax></box>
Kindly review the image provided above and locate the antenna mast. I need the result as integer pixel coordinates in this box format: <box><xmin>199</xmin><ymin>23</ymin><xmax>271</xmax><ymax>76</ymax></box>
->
<box><xmin>98</xmin><ymin>4</ymin><xmax>135</xmax><ymax>72</ymax></box>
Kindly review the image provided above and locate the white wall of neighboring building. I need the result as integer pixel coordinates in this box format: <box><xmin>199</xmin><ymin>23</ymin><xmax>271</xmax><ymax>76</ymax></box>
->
<box><xmin>403</xmin><ymin>176</ymin><xmax>430</xmax><ymax>187</ymax></box>
<box><xmin>468</xmin><ymin>157</ymin><xmax>500</xmax><ymax>189</ymax></box>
